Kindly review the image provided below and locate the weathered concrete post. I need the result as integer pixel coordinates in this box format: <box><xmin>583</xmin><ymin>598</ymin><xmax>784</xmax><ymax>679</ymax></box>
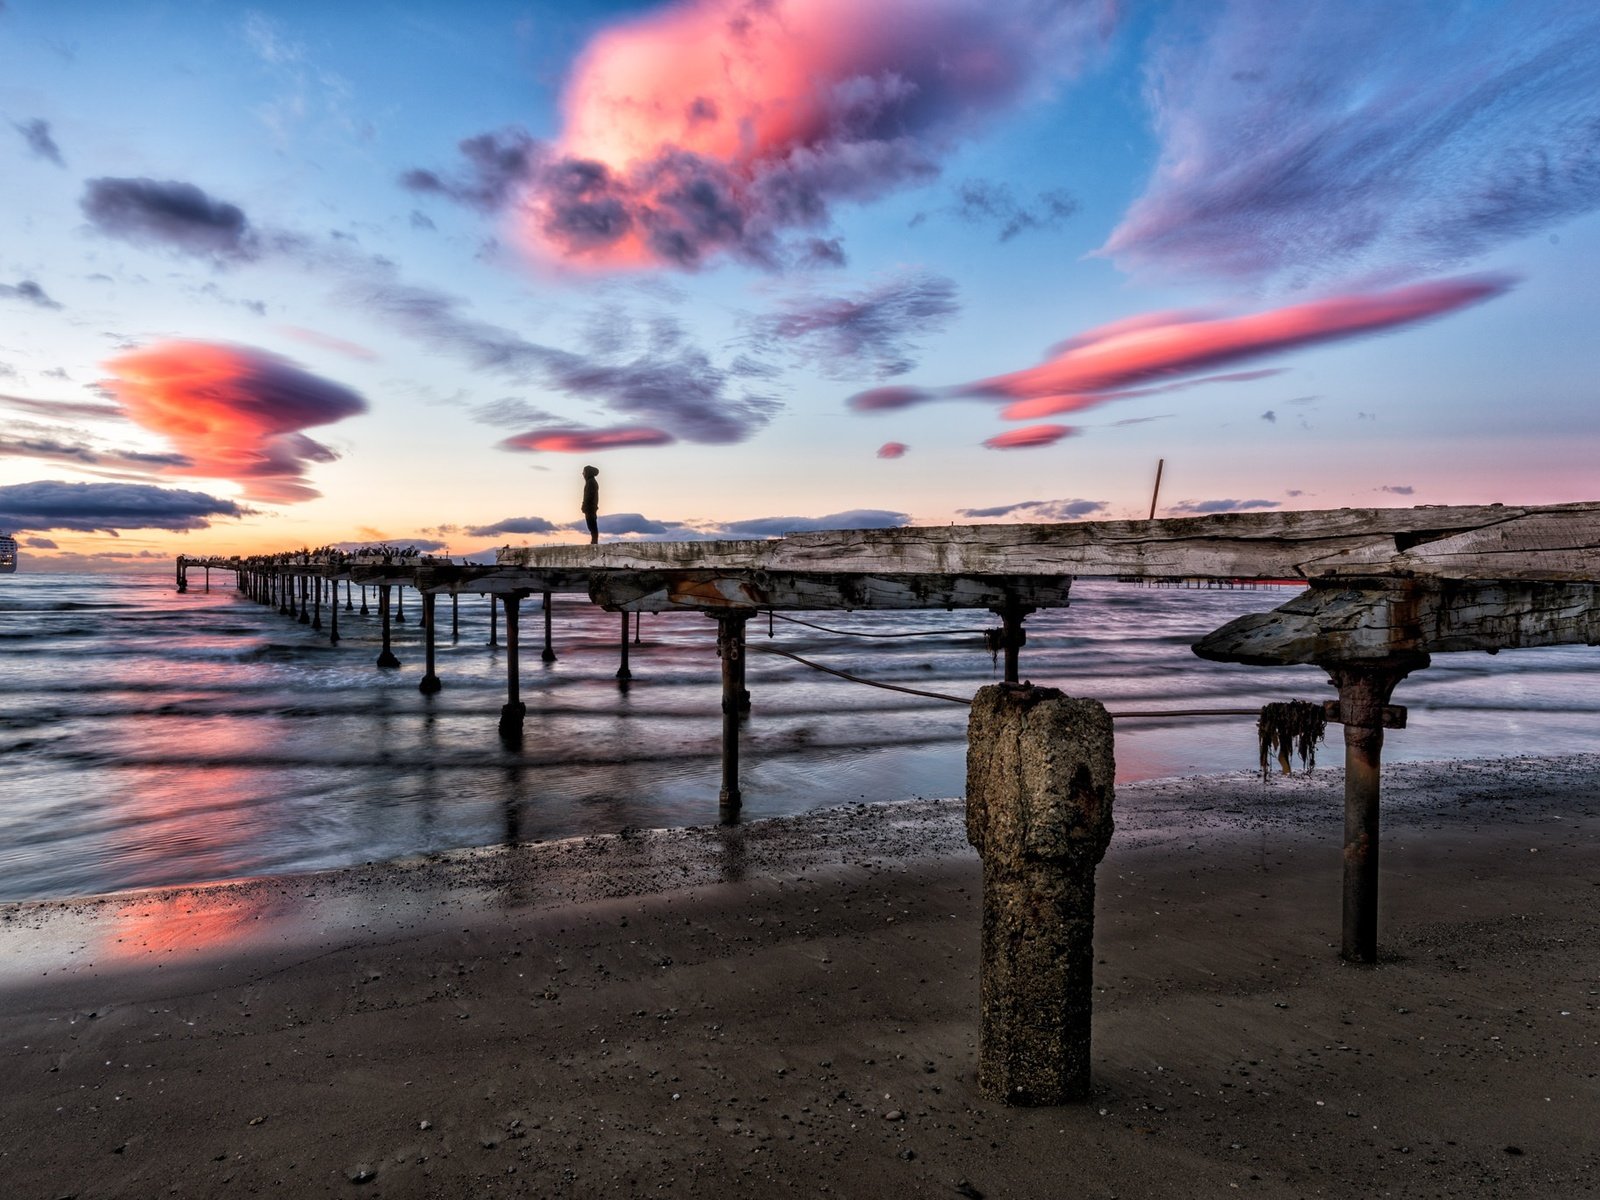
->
<box><xmin>498</xmin><ymin>592</ymin><xmax>526</xmax><ymax>741</ymax></box>
<box><xmin>376</xmin><ymin>585</ymin><xmax>401</xmax><ymax>669</ymax></box>
<box><xmin>1323</xmin><ymin>652</ymin><xmax>1427</xmax><ymax>964</ymax></box>
<box><xmin>966</xmin><ymin>684</ymin><xmax>1115</xmax><ymax>1104</ymax></box>
<box><xmin>541</xmin><ymin>590</ymin><xmax>556</xmax><ymax>663</ymax></box>
<box><xmin>714</xmin><ymin>612</ymin><xmax>752</xmax><ymax>820</ymax></box>
<box><xmin>419</xmin><ymin>593</ymin><xmax>442</xmax><ymax>694</ymax></box>
<box><xmin>616</xmin><ymin>611</ymin><xmax>631</xmax><ymax>683</ymax></box>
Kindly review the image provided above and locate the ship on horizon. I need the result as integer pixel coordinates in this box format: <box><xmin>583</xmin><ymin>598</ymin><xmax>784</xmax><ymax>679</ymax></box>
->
<box><xmin>0</xmin><ymin>532</ymin><xmax>17</xmax><ymax>574</ymax></box>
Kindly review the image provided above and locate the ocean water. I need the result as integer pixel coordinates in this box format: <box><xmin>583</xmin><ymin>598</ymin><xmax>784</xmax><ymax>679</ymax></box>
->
<box><xmin>2</xmin><ymin>571</ymin><xmax>1596</xmax><ymax>902</ymax></box>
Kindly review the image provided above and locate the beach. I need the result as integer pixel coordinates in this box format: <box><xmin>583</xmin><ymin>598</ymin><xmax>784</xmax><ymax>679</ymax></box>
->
<box><xmin>2</xmin><ymin>754</ymin><xmax>1595</xmax><ymax>1198</ymax></box>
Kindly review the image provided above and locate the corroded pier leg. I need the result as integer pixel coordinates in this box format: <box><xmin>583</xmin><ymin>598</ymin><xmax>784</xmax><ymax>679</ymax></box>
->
<box><xmin>989</xmin><ymin>598</ymin><xmax>1035</xmax><ymax>684</ymax></box>
<box><xmin>419</xmin><ymin>593</ymin><xmax>442</xmax><ymax>694</ymax></box>
<box><xmin>488</xmin><ymin>593</ymin><xmax>499</xmax><ymax>648</ymax></box>
<box><xmin>297</xmin><ymin>575</ymin><xmax>310</xmax><ymax>625</ymax></box>
<box><xmin>541</xmin><ymin>591</ymin><xmax>556</xmax><ymax>663</ymax></box>
<box><xmin>451</xmin><ymin>592</ymin><xmax>459</xmax><ymax>642</ymax></box>
<box><xmin>312</xmin><ymin>576</ymin><xmax>323</xmax><ymax>631</ymax></box>
<box><xmin>329</xmin><ymin>585</ymin><xmax>340</xmax><ymax>645</ymax></box>
<box><xmin>632</xmin><ymin>610</ymin><xmax>642</xmax><ymax>645</ymax></box>
<box><xmin>965</xmin><ymin>684</ymin><xmax>1115</xmax><ymax>1104</ymax></box>
<box><xmin>279</xmin><ymin>572</ymin><xmax>291</xmax><ymax>616</ymax></box>
<box><xmin>376</xmin><ymin>585</ymin><xmax>400</xmax><ymax>669</ymax></box>
<box><xmin>616</xmin><ymin>611</ymin><xmax>631</xmax><ymax>683</ymax></box>
<box><xmin>1325</xmin><ymin>654</ymin><xmax>1427</xmax><ymax>964</ymax></box>
<box><xmin>360</xmin><ymin>585</ymin><xmax>369</xmax><ymax>617</ymax></box>
<box><xmin>345</xmin><ymin>580</ymin><xmax>353</xmax><ymax>612</ymax></box>
<box><xmin>395</xmin><ymin>586</ymin><xmax>407</xmax><ymax>625</ymax></box>
<box><xmin>175</xmin><ymin>556</ymin><xmax>187</xmax><ymax>594</ymax></box>
<box><xmin>714</xmin><ymin>612</ymin><xmax>752</xmax><ymax>820</ymax></box>
<box><xmin>498</xmin><ymin>593</ymin><xmax>526</xmax><ymax>741</ymax></box>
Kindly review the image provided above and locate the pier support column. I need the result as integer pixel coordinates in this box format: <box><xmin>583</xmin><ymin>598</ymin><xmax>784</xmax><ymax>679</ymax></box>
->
<box><xmin>989</xmin><ymin>598</ymin><xmax>1036</xmax><ymax>684</ymax></box>
<box><xmin>633</xmin><ymin>610</ymin><xmax>642</xmax><ymax>645</ymax></box>
<box><xmin>278</xmin><ymin>572</ymin><xmax>290</xmax><ymax>616</ymax></box>
<box><xmin>498</xmin><ymin>593</ymin><xmax>526</xmax><ymax>741</ymax></box>
<box><xmin>419</xmin><ymin>593</ymin><xmax>442</xmax><ymax>694</ymax></box>
<box><xmin>541</xmin><ymin>591</ymin><xmax>556</xmax><ymax>663</ymax></box>
<box><xmin>488</xmin><ymin>593</ymin><xmax>499</xmax><ymax>648</ymax></box>
<box><xmin>714</xmin><ymin>612</ymin><xmax>752</xmax><ymax>820</ymax></box>
<box><xmin>360</xmin><ymin>585</ymin><xmax>369</xmax><ymax>617</ymax></box>
<box><xmin>204</xmin><ymin>566</ymin><xmax>210</xmax><ymax>593</ymax></box>
<box><xmin>395</xmin><ymin>586</ymin><xmax>407</xmax><ymax>625</ymax></box>
<box><xmin>329</xmin><ymin>585</ymin><xmax>340</xmax><ymax>645</ymax></box>
<box><xmin>297</xmin><ymin>575</ymin><xmax>310</xmax><ymax>625</ymax></box>
<box><xmin>175</xmin><ymin>556</ymin><xmax>187</xmax><ymax>594</ymax></box>
<box><xmin>1324</xmin><ymin>653</ymin><xmax>1427</xmax><ymax>964</ymax></box>
<box><xmin>451</xmin><ymin>592</ymin><xmax>459</xmax><ymax>643</ymax></box>
<box><xmin>965</xmin><ymin>684</ymin><xmax>1115</xmax><ymax>1104</ymax></box>
<box><xmin>616</xmin><ymin>611</ymin><xmax>632</xmax><ymax>683</ymax></box>
<box><xmin>345</xmin><ymin>580</ymin><xmax>353</xmax><ymax>612</ymax></box>
<box><xmin>312</xmin><ymin>576</ymin><xmax>323</xmax><ymax>631</ymax></box>
<box><xmin>376</xmin><ymin>585</ymin><xmax>401</xmax><ymax>669</ymax></box>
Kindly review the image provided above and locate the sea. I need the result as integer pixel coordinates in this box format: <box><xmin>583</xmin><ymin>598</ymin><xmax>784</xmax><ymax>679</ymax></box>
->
<box><xmin>2</xmin><ymin>570</ymin><xmax>1596</xmax><ymax>903</ymax></box>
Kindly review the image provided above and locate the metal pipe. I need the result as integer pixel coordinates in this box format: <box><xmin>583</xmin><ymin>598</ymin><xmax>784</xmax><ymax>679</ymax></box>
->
<box><xmin>419</xmin><ymin>593</ymin><xmax>441</xmax><ymax>694</ymax></box>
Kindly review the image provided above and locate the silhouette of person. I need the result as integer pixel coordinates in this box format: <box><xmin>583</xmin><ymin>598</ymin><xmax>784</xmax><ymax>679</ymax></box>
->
<box><xmin>581</xmin><ymin>465</ymin><xmax>600</xmax><ymax>544</ymax></box>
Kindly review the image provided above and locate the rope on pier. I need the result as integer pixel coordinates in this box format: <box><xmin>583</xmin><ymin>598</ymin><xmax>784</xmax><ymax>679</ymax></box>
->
<box><xmin>752</xmin><ymin>645</ymin><xmax>1281</xmax><ymax>721</ymax></box>
<box><xmin>768</xmin><ymin>611</ymin><xmax>992</xmax><ymax>639</ymax></box>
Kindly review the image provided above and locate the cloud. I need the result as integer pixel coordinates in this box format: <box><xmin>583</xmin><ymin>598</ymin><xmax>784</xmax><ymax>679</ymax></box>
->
<box><xmin>1168</xmin><ymin>498</ymin><xmax>1281</xmax><ymax>515</ymax></box>
<box><xmin>99</xmin><ymin>342</ymin><xmax>367</xmax><ymax>503</ymax></box>
<box><xmin>1104</xmin><ymin>2</ymin><xmax>1600</xmax><ymax>287</ymax></box>
<box><xmin>1379</xmin><ymin>484</ymin><xmax>1415</xmax><ymax>496</ymax></box>
<box><xmin>0</xmin><ymin>392</ymin><xmax>126</xmax><ymax>421</ymax></box>
<box><xmin>1260</xmin><ymin>410</ymin><xmax>1276</xmax><ymax>423</ymax></box>
<box><xmin>276</xmin><ymin>326</ymin><xmax>377</xmax><ymax>361</ymax></box>
<box><xmin>745</xmin><ymin>272</ymin><xmax>958</xmax><ymax>379</ymax></box>
<box><xmin>496</xmin><ymin>0</ymin><xmax>1110</xmax><ymax>270</ymax></box>
<box><xmin>0</xmin><ymin>480</ymin><xmax>246</xmax><ymax>534</ymax></box>
<box><xmin>0</xmin><ymin>431</ymin><xmax>192</xmax><ymax>473</ymax></box>
<box><xmin>465</xmin><ymin>516</ymin><xmax>561</xmax><ymax>538</ymax></box>
<box><xmin>470</xmin><ymin>397</ymin><xmax>565</xmax><ymax>429</ymax></box>
<box><xmin>983</xmin><ymin>424</ymin><xmax>1076</xmax><ymax>449</ymax></box>
<box><xmin>0</xmin><ymin>280</ymin><xmax>63</xmax><ymax>309</ymax></box>
<box><xmin>24</xmin><ymin>537</ymin><xmax>58</xmax><ymax>549</ymax></box>
<box><xmin>500</xmin><ymin>425</ymin><xmax>676</xmax><ymax>454</ymax></box>
<box><xmin>402</xmin><ymin>127</ymin><xmax>540</xmax><ymax>212</ymax></box>
<box><xmin>851</xmin><ymin>276</ymin><xmax>1512</xmax><ymax>428</ymax></box>
<box><xmin>714</xmin><ymin>509</ymin><xmax>910</xmax><ymax>537</ymax></box>
<box><xmin>957</xmin><ymin>498</ymin><xmax>1106</xmax><ymax>520</ymax></box>
<box><xmin>949</xmin><ymin>179</ymin><xmax>1077</xmax><ymax>241</ymax></box>
<box><xmin>357</xmin><ymin>281</ymin><xmax>779</xmax><ymax>443</ymax></box>
<box><xmin>13</xmin><ymin>117</ymin><xmax>63</xmax><ymax>166</ymax></box>
<box><xmin>81</xmin><ymin>177</ymin><xmax>259</xmax><ymax>261</ymax></box>
<box><xmin>876</xmin><ymin>441</ymin><xmax>908</xmax><ymax>459</ymax></box>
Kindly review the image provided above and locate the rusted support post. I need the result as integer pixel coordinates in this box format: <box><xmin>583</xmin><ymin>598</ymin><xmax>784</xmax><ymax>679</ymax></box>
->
<box><xmin>345</xmin><ymin>580</ymin><xmax>353</xmax><ymax>612</ymax></box>
<box><xmin>279</xmin><ymin>572</ymin><xmax>291</xmax><ymax>616</ymax></box>
<box><xmin>395</xmin><ymin>585</ymin><xmax>407</xmax><ymax>625</ymax></box>
<box><xmin>419</xmin><ymin>593</ymin><xmax>442</xmax><ymax>694</ymax></box>
<box><xmin>632</xmin><ymin>610</ymin><xmax>642</xmax><ymax>645</ymax></box>
<box><xmin>376</xmin><ymin>585</ymin><xmax>400</xmax><ymax>669</ymax></box>
<box><xmin>498</xmin><ymin>593</ymin><xmax>526</xmax><ymax>741</ymax></box>
<box><xmin>541</xmin><ymin>590</ymin><xmax>556</xmax><ymax>663</ymax></box>
<box><xmin>359</xmin><ymin>585</ymin><xmax>369</xmax><ymax>616</ymax></box>
<box><xmin>966</xmin><ymin>684</ymin><xmax>1115</xmax><ymax>1104</ymax></box>
<box><xmin>989</xmin><ymin>598</ymin><xmax>1035</xmax><ymax>684</ymax></box>
<box><xmin>488</xmin><ymin>592</ymin><xmax>499</xmax><ymax>648</ymax></box>
<box><xmin>616</xmin><ymin>610</ymin><xmax>632</xmax><ymax>683</ymax></box>
<box><xmin>175</xmin><ymin>556</ymin><xmax>187</xmax><ymax>594</ymax></box>
<box><xmin>297</xmin><ymin>574</ymin><xmax>310</xmax><ymax>624</ymax></box>
<box><xmin>714</xmin><ymin>612</ymin><xmax>752</xmax><ymax>820</ymax></box>
<box><xmin>311</xmin><ymin>576</ymin><xmax>322</xmax><ymax>631</ymax></box>
<box><xmin>451</xmin><ymin>592</ymin><xmax>459</xmax><ymax>642</ymax></box>
<box><xmin>1323</xmin><ymin>653</ymin><xmax>1427</xmax><ymax>964</ymax></box>
<box><xmin>329</xmin><ymin>586</ymin><xmax>340</xmax><ymax>645</ymax></box>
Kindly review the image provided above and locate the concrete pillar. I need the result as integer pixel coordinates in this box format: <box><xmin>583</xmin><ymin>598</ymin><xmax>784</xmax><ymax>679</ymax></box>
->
<box><xmin>965</xmin><ymin>683</ymin><xmax>1115</xmax><ymax>1104</ymax></box>
<box><xmin>541</xmin><ymin>591</ymin><xmax>556</xmax><ymax>663</ymax></box>
<box><xmin>1323</xmin><ymin>653</ymin><xmax>1427</xmax><ymax>964</ymax></box>
<box><xmin>419</xmin><ymin>593</ymin><xmax>442</xmax><ymax>694</ymax></box>
<box><xmin>376</xmin><ymin>585</ymin><xmax>400</xmax><ymax>669</ymax></box>
<box><xmin>498</xmin><ymin>593</ymin><xmax>526</xmax><ymax>741</ymax></box>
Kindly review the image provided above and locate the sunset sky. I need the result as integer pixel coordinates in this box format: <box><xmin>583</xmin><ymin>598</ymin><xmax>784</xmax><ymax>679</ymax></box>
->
<box><xmin>2</xmin><ymin>0</ymin><xmax>1597</xmax><ymax>571</ymax></box>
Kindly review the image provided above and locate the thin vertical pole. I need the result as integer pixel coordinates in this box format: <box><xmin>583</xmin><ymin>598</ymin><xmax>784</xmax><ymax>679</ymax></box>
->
<box><xmin>312</xmin><ymin>576</ymin><xmax>323</xmax><ymax>631</ymax></box>
<box><xmin>498</xmin><ymin>594</ymin><xmax>525</xmax><ymax>740</ymax></box>
<box><xmin>329</xmin><ymin>583</ymin><xmax>340</xmax><ymax>645</ymax></box>
<box><xmin>716</xmin><ymin>613</ymin><xmax>750</xmax><ymax>820</ymax></box>
<box><xmin>1148</xmin><ymin>458</ymin><xmax>1165</xmax><ymax>521</ymax></box>
<box><xmin>451</xmin><ymin>592</ymin><xmax>459</xmax><ymax>642</ymax></box>
<box><xmin>488</xmin><ymin>592</ymin><xmax>499</xmax><ymax>647</ymax></box>
<box><xmin>419</xmin><ymin>593</ymin><xmax>441</xmax><ymax>694</ymax></box>
<box><xmin>395</xmin><ymin>586</ymin><xmax>407</xmax><ymax>624</ymax></box>
<box><xmin>616</xmin><ymin>610</ymin><xmax>632</xmax><ymax>682</ymax></box>
<box><xmin>376</xmin><ymin>585</ymin><xmax>400</xmax><ymax>668</ymax></box>
<box><xmin>297</xmin><ymin>574</ymin><xmax>310</xmax><ymax>624</ymax></box>
<box><xmin>360</xmin><ymin>585</ymin><xmax>369</xmax><ymax>616</ymax></box>
<box><xmin>345</xmin><ymin>579</ymin><xmax>353</xmax><ymax>612</ymax></box>
<box><xmin>632</xmin><ymin>610</ymin><xmax>642</xmax><ymax>645</ymax></box>
<box><xmin>541</xmin><ymin>591</ymin><xmax>556</xmax><ymax>663</ymax></box>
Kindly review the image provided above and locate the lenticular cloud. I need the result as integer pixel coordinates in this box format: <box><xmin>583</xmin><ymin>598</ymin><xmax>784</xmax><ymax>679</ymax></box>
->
<box><xmin>516</xmin><ymin>0</ymin><xmax>1109</xmax><ymax>270</ymax></box>
<box><xmin>101</xmin><ymin>342</ymin><xmax>367</xmax><ymax>503</ymax></box>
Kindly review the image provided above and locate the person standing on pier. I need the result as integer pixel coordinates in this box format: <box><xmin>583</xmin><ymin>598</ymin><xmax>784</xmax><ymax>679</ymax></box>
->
<box><xmin>581</xmin><ymin>465</ymin><xmax>600</xmax><ymax>545</ymax></box>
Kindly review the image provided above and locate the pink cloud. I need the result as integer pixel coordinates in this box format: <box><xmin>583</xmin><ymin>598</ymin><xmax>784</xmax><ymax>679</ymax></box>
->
<box><xmin>984</xmin><ymin>424</ymin><xmax>1076</xmax><ymax>450</ymax></box>
<box><xmin>515</xmin><ymin>0</ymin><xmax>1108</xmax><ymax>270</ymax></box>
<box><xmin>499</xmin><ymin>425</ymin><xmax>676</xmax><ymax>453</ymax></box>
<box><xmin>100</xmin><ymin>341</ymin><xmax>366</xmax><ymax>503</ymax></box>
<box><xmin>876</xmin><ymin>441</ymin><xmax>908</xmax><ymax>459</ymax></box>
<box><xmin>276</xmin><ymin>326</ymin><xmax>379</xmax><ymax>362</ymax></box>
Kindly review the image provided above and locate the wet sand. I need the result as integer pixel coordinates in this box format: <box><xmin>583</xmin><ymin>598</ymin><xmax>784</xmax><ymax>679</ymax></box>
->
<box><xmin>1</xmin><ymin>755</ymin><xmax>1596</xmax><ymax>1198</ymax></box>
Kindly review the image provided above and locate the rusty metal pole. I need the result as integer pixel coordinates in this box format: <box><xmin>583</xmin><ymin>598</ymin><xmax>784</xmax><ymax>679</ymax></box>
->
<box><xmin>360</xmin><ymin>585</ymin><xmax>369</xmax><ymax>617</ymax></box>
<box><xmin>498</xmin><ymin>593</ymin><xmax>526</xmax><ymax>741</ymax></box>
<box><xmin>1325</xmin><ymin>654</ymin><xmax>1426</xmax><ymax>964</ymax></box>
<box><xmin>376</xmin><ymin>585</ymin><xmax>400</xmax><ymax>669</ymax></box>
<box><xmin>616</xmin><ymin>611</ymin><xmax>631</xmax><ymax>683</ymax></box>
<box><xmin>716</xmin><ymin>613</ymin><xmax>751</xmax><ymax>820</ymax></box>
<box><xmin>488</xmin><ymin>592</ymin><xmax>499</xmax><ymax>647</ymax></box>
<box><xmin>632</xmin><ymin>610</ymin><xmax>642</xmax><ymax>645</ymax></box>
<box><xmin>329</xmin><ymin>584</ymin><xmax>340</xmax><ymax>645</ymax></box>
<box><xmin>395</xmin><ymin>585</ymin><xmax>407</xmax><ymax>625</ymax></box>
<box><xmin>345</xmin><ymin>579</ymin><xmax>353</xmax><ymax>612</ymax></box>
<box><xmin>451</xmin><ymin>592</ymin><xmax>459</xmax><ymax>642</ymax></box>
<box><xmin>994</xmin><ymin>598</ymin><xmax>1034</xmax><ymax>684</ymax></box>
<box><xmin>312</xmin><ymin>576</ymin><xmax>322</xmax><ymax>631</ymax></box>
<box><xmin>419</xmin><ymin>593</ymin><xmax>442</xmax><ymax>694</ymax></box>
<box><xmin>279</xmin><ymin>571</ymin><xmax>291</xmax><ymax>616</ymax></box>
<box><xmin>297</xmin><ymin>574</ymin><xmax>310</xmax><ymax>624</ymax></box>
<box><xmin>541</xmin><ymin>590</ymin><xmax>556</xmax><ymax>663</ymax></box>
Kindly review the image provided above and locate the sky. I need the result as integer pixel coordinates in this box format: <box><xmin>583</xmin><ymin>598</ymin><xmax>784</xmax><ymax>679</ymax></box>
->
<box><xmin>1</xmin><ymin>0</ymin><xmax>1597</xmax><ymax>572</ymax></box>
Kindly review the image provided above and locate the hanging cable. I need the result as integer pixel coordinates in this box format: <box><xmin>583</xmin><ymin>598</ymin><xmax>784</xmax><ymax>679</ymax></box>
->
<box><xmin>768</xmin><ymin>611</ymin><xmax>992</xmax><ymax>639</ymax></box>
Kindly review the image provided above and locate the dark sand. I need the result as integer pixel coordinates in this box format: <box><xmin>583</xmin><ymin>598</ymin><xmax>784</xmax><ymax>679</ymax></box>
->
<box><xmin>1</xmin><ymin>755</ymin><xmax>1596</xmax><ymax>1199</ymax></box>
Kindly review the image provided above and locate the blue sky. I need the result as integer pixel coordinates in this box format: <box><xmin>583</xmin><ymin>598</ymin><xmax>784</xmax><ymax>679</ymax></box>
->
<box><xmin>1</xmin><ymin>0</ymin><xmax>1596</xmax><ymax>569</ymax></box>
